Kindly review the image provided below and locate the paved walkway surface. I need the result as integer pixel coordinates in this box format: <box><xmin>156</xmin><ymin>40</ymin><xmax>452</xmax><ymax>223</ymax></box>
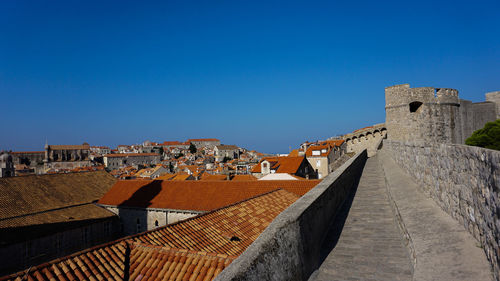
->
<box><xmin>379</xmin><ymin>150</ymin><xmax>492</xmax><ymax>281</ymax></box>
<box><xmin>309</xmin><ymin>155</ymin><xmax>413</xmax><ymax>281</ymax></box>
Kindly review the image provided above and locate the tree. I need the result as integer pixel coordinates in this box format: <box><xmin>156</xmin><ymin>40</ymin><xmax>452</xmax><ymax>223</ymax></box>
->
<box><xmin>222</xmin><ymin>156</ymin><xmax>231</xmax><ymax>163</ymax></box>
<box><xmin>189</xmin><ymin>143</ymin><xmax>197</xmax><ymax>154</ymax></box>
<box><xmin>465</xmin><ymin>119</ymin><xmax>500</xmax><ymax>151</ymax></box>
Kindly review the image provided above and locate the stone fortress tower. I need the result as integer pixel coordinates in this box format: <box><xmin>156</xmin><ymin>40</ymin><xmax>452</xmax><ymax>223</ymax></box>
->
<box><xmin>385</xmin><ymin>84</ymin><xmax>499</xmax><ymax>144</ymax></box>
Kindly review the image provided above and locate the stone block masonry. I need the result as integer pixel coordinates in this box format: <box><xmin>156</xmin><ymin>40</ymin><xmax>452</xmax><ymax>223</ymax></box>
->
<box><xmin>215</xmin><ymin>150</ymin><xmax>368</xmax><ymax>281</ymax></box>
<box><xmin>384</xmin><ymin>140</ymin><xmax>500</xmax><ymax>280</ymax></box>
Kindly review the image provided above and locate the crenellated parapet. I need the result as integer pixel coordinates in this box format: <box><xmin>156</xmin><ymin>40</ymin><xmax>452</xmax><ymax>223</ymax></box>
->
<box><xmin>385</xmin><ymin>83</ymin><xmax>462</xmax><ymax>144</ymax></box>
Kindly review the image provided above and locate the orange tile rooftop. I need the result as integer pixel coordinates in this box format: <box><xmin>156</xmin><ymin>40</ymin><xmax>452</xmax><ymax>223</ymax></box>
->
<box><xmin>1</xmin><ymin>189</ymin><xmax>297</xmax><ymax>281</ymax></box>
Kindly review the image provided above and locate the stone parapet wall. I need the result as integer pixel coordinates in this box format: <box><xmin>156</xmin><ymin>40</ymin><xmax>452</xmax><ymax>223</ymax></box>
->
<box><xmin>383</xmin><ymin>140</ymin><xmax>500</xmax><ymax>279</ymax></box>
<box><xmin>215</xmin><ymin>150</ymin><xmax>368</xmax><ymax>281</ymax></box>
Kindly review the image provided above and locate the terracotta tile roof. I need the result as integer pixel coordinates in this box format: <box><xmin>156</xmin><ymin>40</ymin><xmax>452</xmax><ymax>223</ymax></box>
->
<box><xmin>289</xmin><ymin>149</ymin><xmax>299</xmax><ymax>157</ymax></box>
<box><xmin>104</xmin><ymin>153</ymin><xmax>160</xmax><ymax>158</ymax></box>
<box><xmin>171</xmin><ymin>174</ymin><xmax>195</xmax><ymax>181</ymax></box>
<box><xmin>0</xmin><ymin>171</ymin><xmax>116</xmax><ymax>221</ymax></box>
<box><xmin>48</xmin><ymin>144</ymin><xmax>90</xmax><ymax>150</ymax></box>
<box><xmin>0</xmin><ymin>204</ymin><xmax>116</xmax><ymax>245</ymax></box>
<box><xmin>133</xmin><ymin>189</ymin><xmax>298</xmax><ymax>256</ymax></box>
<box><xmin>200</xmin><ymin>174</ymin><xmax>228</xmax><ymax>181</ymax></box>
<box><xmin>1</xmin><ymin>189</ymin><xmax>296</xmax><ymax>281</ymax></box>
<box><xmin>230</xmin><ymin>174</ymin><xmax>257</xmax><ymax>181</ymax></box>
<box><xmin>98</xmin><ymin>180</ymin><xmax>319</xmax><ymax>211</ymax></box>
<box><xmin>161</xmin><ymin>141</ymin><xmax>183</xmax><ymax>146</ymax></box>
<box><xmin>305</xmin><ymin>144</ymin><xmax>332</xmax><ymax>157</ymax></box>
<box><xmin>215</xmin><ymin>145</ymin><xmax>239</xmax><ymax>150</ymax></box>
<box><xmin>251</xmin><ymin>156</ymin><xmax>306</xmax><ymax>174</ymax></box>
<box><xmin>128</xmin><ymin>243</ymin><xmax>235</xmax><ymax>281</ymax></box>
<box><xmin>156</xmin><ymin>173</ymin><xmax>177</xmax><ymax>180</ymax></box>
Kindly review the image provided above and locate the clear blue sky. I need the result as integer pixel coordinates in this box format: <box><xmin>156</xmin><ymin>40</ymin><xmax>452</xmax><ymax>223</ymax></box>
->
<box><xmin>1</xmin><ymin>0</ymin><xmax>499</xmax><ymax>153</ymax></box>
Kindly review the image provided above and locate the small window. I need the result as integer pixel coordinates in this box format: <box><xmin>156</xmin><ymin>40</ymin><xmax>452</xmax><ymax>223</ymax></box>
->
<box><xmin>409</xmin><ymin>101</ymin><xmax>423</xmax><ymax>113</ymax></box>
<box><xmin>155</xmin><ymin>220</ymin><xmax>159</xmax><ymax>227</ymax></box>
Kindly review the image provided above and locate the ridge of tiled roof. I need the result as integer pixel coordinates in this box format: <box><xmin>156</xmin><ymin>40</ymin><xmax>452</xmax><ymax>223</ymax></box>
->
<box><xmin>1</xmin><ymin>189</ymin><xmax>296</xmax><ymax>281</ymax></box>
<box><xmin>98</xmin><ymin>180</ymin><xmax>319</xmax><ymax>211</ymax></box>
<box><xmin>48</xmin><ymin>144</ymin><xmax>90</xmax><ymax>150</ymax></box>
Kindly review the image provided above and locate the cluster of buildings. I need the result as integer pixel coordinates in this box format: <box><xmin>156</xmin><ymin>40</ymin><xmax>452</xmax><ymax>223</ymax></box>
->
<box><xmin>0</xmin><ymin>135</ymin><xmax>350</xmax><ymax>280</ymax></box>
<box><xmin>0</xmin><ymin>124</ymin><xmax>358</xmax><ymax>281</ymax></box>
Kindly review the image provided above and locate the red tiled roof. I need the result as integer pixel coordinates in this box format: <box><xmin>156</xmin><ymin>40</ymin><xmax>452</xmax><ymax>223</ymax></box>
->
<box><xmin>230</xmin><ymin>175</ymin><xmax>257</xmax><ymax>181</ymax></box>
<box><xmin>2</xmin><ymin>189</ymin><xmax>297</xmax><ymax>281</ymax></box>
<box><xmin>305</xmin><ymin>144</ymin><xmax>332</xmax><ymax>157</ymax></box>
<box><xmin>104</xmin><ymin>153</ymin><xmax>160</xmax><ymax>158</ymax></box>
<box><xmin>48</xmin><ymin>144</ymin><xmax>90</xmax><ymax>150</ymax></box>
<box><xmin>289</xmin><ymin>149</ymin><xmax>299</xmax><ymax>157</ymax></box>
<box><xmin>171</xmin><ymin>174</ymin><xmax>195</xmax><ymax>181</ymax></box>
<box><xmin>98</xmin><ymin>180</ymin><xmax>319</xmax><ymax>211</ymax></box>
<box><xmin>128</xmin><ymin>243</ymin><xmax>234</xmax><ymax>281</ymax></box>
<box><xmin>133</xmin><ymin>189</ymin><xmax>298</xmax><ymax>256</ymax></box>
<box><xmin>251</xmin><ymin>156</ymin><xmax>306</xmax><ymax>174</ymax></box>
<box><xmin>200</xmin><ymin>174</ymin><xmax>228</xmax><ymax>181</ymax></box>
<box><xmin>161</xmin><ymin>141</ymin><xmax>182</xmax><ymax>146</ymax></box>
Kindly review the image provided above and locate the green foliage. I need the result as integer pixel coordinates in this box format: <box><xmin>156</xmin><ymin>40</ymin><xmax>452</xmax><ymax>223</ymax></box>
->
<box><xmin>189</xmin><ymin>143</ymin><xmax>197</xmax><ymax>154</ymax></box>
<box><xmin>175</xmin><ymin>153</ymin><xmax>184</xmax><ymax>159</ymax></box>
<box><xmin>222</xmin><ymin>156</ymin><xmax>231</xmax><ymax>163</ymax></box>
<box><xmin>465</xmin><ymin>119</ymin><xmax>500</xmax><ymax>150</ymax></box>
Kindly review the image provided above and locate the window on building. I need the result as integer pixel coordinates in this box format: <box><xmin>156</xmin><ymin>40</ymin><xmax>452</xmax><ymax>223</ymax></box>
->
<box><xmin>312</xmin><ymin>150</ymin><xmax>320</xmax><ymax>156</ymax></box>
<box><xmin>316</xmin><ymin>160</ymin><xmax>321</xmax><ymax>167</ymax></box>
<box><xmin>136</xmin><ymin>218</ymin><xmax>141</xmax><ymax>232</ymax></box>
<box><xmin>155</xmin><ymin>220</ymin><xmax>159</xmax><ymax>227</ymax></box>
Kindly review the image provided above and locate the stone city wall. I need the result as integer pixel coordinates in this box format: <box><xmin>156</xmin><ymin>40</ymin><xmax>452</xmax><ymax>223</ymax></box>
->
<box><xmin>215</xmin><ymin>150</ymin><xmax>367</xmax><ymax>281</ymax></box>
<box><xmin>383</xmin><ymin>140</ymin><xmax>500</xmax><ymax>279</ymax></box>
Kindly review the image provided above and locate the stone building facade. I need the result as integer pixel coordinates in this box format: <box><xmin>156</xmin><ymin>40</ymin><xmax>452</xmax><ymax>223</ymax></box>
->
<box><xmin>385</xmin><ymin>84</ymin><xmax>499</xmax><ymax>144</ymax></box>
<box><xmin>486</xmin><ymin>91</ymin><xmax>500</xmax><ymax>119</ymax></box>
<box><xmin>214</xmin><ymin>145</ymin><xmax>240</xmax><ymax>162</ymax></box>
<box><xmin>187</xmin><ymin>138</ymin><xmax>221</xmax><ymax>149</ymax></box>
<box><xmin>103</xmin><ymin>153</ymin><xmax>161</xmax><ymax>169</ymax></box>
<box><xmin>100</xmin><ymin>205</ymin><xmax>201</xmax><ymax>235</ymax></box>
<box><xmin>0</xmin><ymin>151</ymin><xmax>14</xmax><ymax>178</ymax></box>
<box><xmin>43</xmin><ymin>143</ymin><xmax>91</xmax><ymax>170</ymax></box>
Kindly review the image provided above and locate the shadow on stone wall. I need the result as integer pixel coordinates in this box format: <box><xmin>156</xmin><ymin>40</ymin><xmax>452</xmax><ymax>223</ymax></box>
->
<box><xmin>118</xmin><ymin>180</ymin><xmax>162</xmax><ymax>235</ymax></box>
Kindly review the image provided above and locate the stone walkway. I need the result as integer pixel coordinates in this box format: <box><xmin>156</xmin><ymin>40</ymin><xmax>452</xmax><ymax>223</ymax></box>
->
<box><xmin>309</xmin><ymin>155</ymin><xmax>413</xmax><ymax>281</ymax></box>
<box><xmin>379</xmin><ymin>150</ymin><xmax>492</xmax><ymax>281</ymax></box>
